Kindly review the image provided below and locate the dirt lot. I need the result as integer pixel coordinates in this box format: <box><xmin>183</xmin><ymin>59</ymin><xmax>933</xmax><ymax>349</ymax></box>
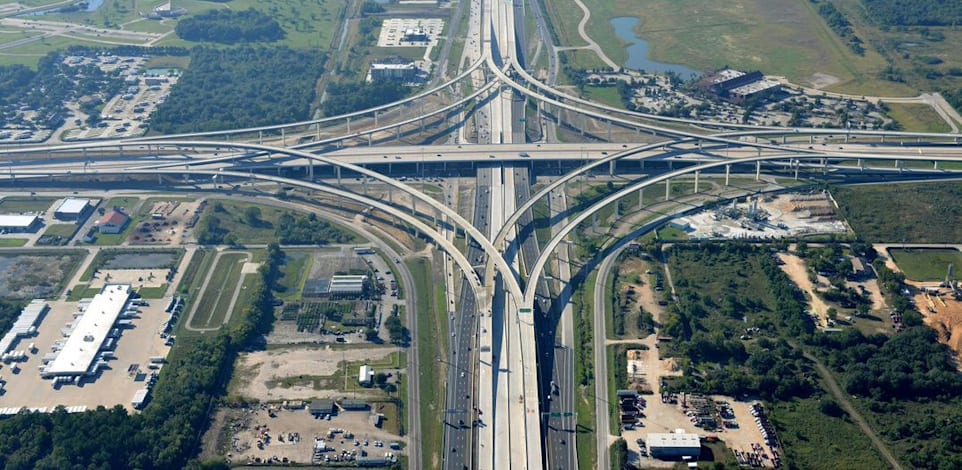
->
<box><xmin>203</xmin><ymin>404</ymin><xmax>405</xmax><ymax>466</ymax></box>
<box><xmin>0</xmin><ymin>297</ymin><xmax>172</xmax><ymax>412</ymax></box>
<box><xmin>777</xmin><ymin>253</ymin><xmax>831</xmax><ymax>327</ymax></box>
<box><xmin>0</xmin><ymin>253</ymin><xmax>81</xmax><ymax>299</ymax></box>
<box><xmin>913</xmin><ymin>289</ymin><xmax>962</xmax><ymax>361</ymax></box>
<box><xmin>232</xmin><ymin>346</ymin><xmax>399</xmax><ymax>402</ymax></box>
<box><xmin>129</xmin><ymin>200</ymin><xmax>201</xmax><ymax>245</ymax></box>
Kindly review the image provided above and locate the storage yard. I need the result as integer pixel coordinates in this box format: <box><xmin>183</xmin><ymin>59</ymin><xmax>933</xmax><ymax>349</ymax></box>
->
<box><xmin>672</xmin><ymin>192</ymin><xmax>848</xmax><ymax>240</ymax></box>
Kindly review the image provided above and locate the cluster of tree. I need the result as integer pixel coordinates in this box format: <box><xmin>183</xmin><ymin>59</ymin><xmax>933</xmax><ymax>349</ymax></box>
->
<box><xmin>0</xmin><ymin>299</ymin><xmax>24</xmax><ymax>338</ymax></box>
<box><xmin>810</xmin><ymin>0</ymin><xmax>865</xmax><ymax>55</ymax></box>
<box><xmin>195</xmin><ymin>214</ymin><xmax>229</xmax><ymax>245</ymax></box>
<box><xmin>662</xmin><ymin>243</ymin><xmax>817</xmax><ymax>400</ymax></box>
<box><xmin>175</xmin><ymin>9</ymin><xmax>284</xmax><ymax>44</ymax></box>
<box><xmin>322</xmin><ymin>81</ymin><xmax>409</xmax><ymax>117</ymax></box>
<box><xmin>151</xmin><ymin>47</ymin><xmax>324</xmax><ymax>133</ymax></box>
<box><xmin>384</xmin><ymin>314</ymin><xmax>409</xmax><ymax>346</ymax></box>
<box><xmin>0</xmin><ymin>52</ymin><xmax>125</xmax><ymax>129</ymax></box>
<box><xmin>0</xmin><ymin>245</ymin><xmax>288</xmax><ymax>469</ymax></box>
<box><xmin>276</xmin><ymin>212</ymin><xmax>353</xmax><ymax>245</ymax></box>
<box><xmin>872</xmin><ymin>258</ymin><xmax>923</xmax><ymax>326</ymax></box>
<box><xmin>863</xmin><ymin>0</ymin><xmax>962</xmax><ymax>26</ymax></box>
<box><xmin>360</xmin><ymin>1</ymin><xmax>385</xmax><ymax>15</ymax></box>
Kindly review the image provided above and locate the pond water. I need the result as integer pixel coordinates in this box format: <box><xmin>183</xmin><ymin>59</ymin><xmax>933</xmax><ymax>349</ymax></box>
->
<box><xmin>610</xmin><ymin>16</ymin><xmax>700</xmax><ymax>79</ymax></box>
<box><xmin>19</xmin><ymin>0</ymin><xmax>105</xmax><ymax>17</ymax></box>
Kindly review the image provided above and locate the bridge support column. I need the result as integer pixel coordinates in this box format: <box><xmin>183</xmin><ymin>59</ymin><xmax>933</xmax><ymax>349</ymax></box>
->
<box><xmin>368</xmin><ymin>135</ymin><xmax>373</xmax><ymax>146</ymax></box>
<box><xmin>82</xmin><ymin>148</ymin><xmax>87</xmax><ymax>160</ymax></box>
<box><xmin>374</xmin><ymin>111</ymin><xmax>379</xmax><ymax>127</ymax></box>
<box><xmin>725</xmin><ymin>165</ymin><xmax>730</xmax><ymax>186</ymax></box>
<box><xmin>118</xmin><ymin>145</ymin><xmax>123</xmax><ymax>158</ymax></box>
<box><xmin>794</xmin><ymin>160</ymin><xmax>800</xmax><ymax>180</ymax></box>
<box><xmin>781</xmin><ymin>136</ymin><xmax>786</xmax><ymax>144</ymax></box>
<box><xmin>755</xmin><ymin>161</ymin><xmax>761</xmax><ymax>181</ymax></box>
<box><xmin>638</xmin><ymin>188</ymin><xmax>644</xmax><ymax>209</ymax></box>
<box><xmin>281</xmin><ymin>128</ymin><xmax>286</xmax><ymax>146</ymax></box>
<box><xmin>591</xmin><ymin>212</ymin><xmax>597</xmax><ymax>229</ymax></box>
<box><xmin>316</xmin><ymin>123</ymin><xmax>321</xmax><ymax>139</ymax></box>
<box><xmin>607</xmin><ymin>120</ymin><xmax>612</xmax><ymax>141</ymax></box>
<box><xmin>935</xmin><ymin>161</ymin><xmax>939</xmax><ymax>170</ymax></box>
<box><xmin>665</xmin><ymin>178</ymin><xmax>671</xmax><ymax>201</ymax></box>
<box><xmin>896</xmin><ymin>160</ymin><xmax>902</xmax><ymax>172</ymax></box>
<box><xmin>845</xmin><ymin>133</ymin><xmax>850</xmax><ymax>143</ymax></box>
<box><xmin>258</xmin><ymin>131</ymin><xmax>263</xmax><ymax>144</ymax></box>
<box><xmin>810</xmin><ymin>135</ymin><xmax>814</xmax><ymax>144</ymax></box>
<box><xmin>609</xmin><ymin>160</ymin><xmax>615</xmax><ymax>176</ymax></box>
<box><xmin>158</xmin><ymin>174</ymin><xmax>162</xmax><ymax>185</ymax></box>
<box><xmin>396</xmin><ymin>127</ymin><xmax>400</xmax><ymax>141</ymax></box>
<box><xmin>880</xmin><ymin>134</ymin><xmax>884</xmax><ymax>143</ymax></box>
<box><xmin>858</xmin><ymin>159</ymin><xmax>863</xmax><ymax>171</ymax></box>
<box><xmin>694</xmin><ymin>171</ymin><xmax>700</xmax><ymax>193</ymax></box>
<box><xmin>347</xmin><ymin>117</ymin><xmax>351</xmax><ymax>133</ymax></box>
<box><xmin>420</xmin><ymin>118</ymin><xmax>425</xmax><ymax>132</ymax></box>
<box><xmin>580</xmin><ymin>114</ymin><xmax>586</xmax><ymax>136</ymax></box>
<box><xmin>308</xmin><ymin>161</ymin><xmax>314</xmax><ymax>181</ymax></box>
<box><xmin>336</xmin><ymin>167</ymin><xmax>341</xmax><ymax>185</ymax></box>
<box><xmin>613</xmin><ymin>200</ymin><xmax>619</xmax><ymax>219</ymax></box>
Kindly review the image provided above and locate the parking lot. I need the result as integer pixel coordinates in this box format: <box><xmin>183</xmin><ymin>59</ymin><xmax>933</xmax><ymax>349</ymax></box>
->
<box><xmin>0</xmin><ymin>296</ymin><xmax>173</xmax><ymax>412</ymax></box>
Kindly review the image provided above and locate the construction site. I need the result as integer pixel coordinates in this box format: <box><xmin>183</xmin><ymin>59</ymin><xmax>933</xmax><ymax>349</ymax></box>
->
<box><xmin>909</xmin><ymin>263</ymin><xmax>962</xmax><ymax>362</ymax></box>
<box><xmin>672</xmin><ymin>192</ymin><xmax>848</xmax><ymax>240</ymax></box>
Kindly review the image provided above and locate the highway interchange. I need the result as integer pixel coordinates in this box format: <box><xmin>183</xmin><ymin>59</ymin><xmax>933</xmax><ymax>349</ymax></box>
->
<box><xmin>4</xmin><ymin>0</ymin><xmax>962</xmax><ymax>467</ymax></box>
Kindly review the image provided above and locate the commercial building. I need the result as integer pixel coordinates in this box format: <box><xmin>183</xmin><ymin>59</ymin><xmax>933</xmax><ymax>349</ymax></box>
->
<box><xmin>54</xmin><ymin>198</ymin><xmax>92</xmax><ymax>221</ymax></box>
<box><xmin>370</xmin><ymin>62</ymin><xmax>417</xmax><ymax>83</ymax></box>
<box><xmin>359</xmin><ymin>364</ymin><xmax>374</xmax><ymax>386</ymax></box>
<box><xmin>0</xmin><ymin>214</ymin><xmax>41</xmax><ymax>233</ymax></box>
<box><xmin>43</xmin><ymin>284</ymin><xmax>132</xmax><ymax>379</ymax></box>
<box><xmin>0</xmin><ymin>300</ymin><xmax>48</xmax><ymax>356</ymax></box>
<box><xmin>310</xmin><ymin>399</ymin><xmax>336</xmax><ymax>417</ymax></box>
<box><xmin>329</xmin><ymin>275</ymin><xmax>368</xmax><ymax>296</ymax></box>
<box><xmin>729</xmin><ymin>79</ymin><xmax>781</xmax><ymax>101</ymax></box>
<box><xmin>97</xmin><ymin>210</ymin><xmax>130</xmax><ymax>234</ymax></box>
<box><xmin>339</xmin><ymin>399</ymin><xmax>370</xmax><ymax>411</ymax></box>
<box><xmin>647</xmin><ymin>431</ymin><xmax>702</xmax><ymax>459</ymax></box>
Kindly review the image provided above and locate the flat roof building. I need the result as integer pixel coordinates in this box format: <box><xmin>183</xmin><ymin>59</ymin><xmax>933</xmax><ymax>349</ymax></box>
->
<box><xmin>370</xmin><ymin>62</ymin><xmax>417</xmax><ymax>83</ymax></box>
<box><xmin>44</xmin><ymin>284</ymin><xmax>131</xmax><ymax>378</ymax></box>
<box><xmin>648</xmin><ymin>432</ymin><xmax>701</xmax><ymax>459</ymax></box>
<box><xmin>54</xmin><ymin>198</ymin><xmax>92</xmax><ymax>221</ymax></box>
<box><xmin>0</xmin><ymin>214</ymin><xmax>41</xmax><ymax>233</ymax></box>
<box><xmin>329</xmin><ymin>275</ymin><xmax>367</xmax><ymax>296</ymax></box>
<box><xmin>730</xmin><ymin>79</ymin><xmax>781</xmax><ymax>100</ymax></box>
<box><xmin>359</xmin><ymin>364</ymin><xmax>374</xmax><ymax>386</ymax></box>
<box><xmin>0</xmin><ymin>300</ymin><xmax>48</xmax><ymax>355</ymax></box>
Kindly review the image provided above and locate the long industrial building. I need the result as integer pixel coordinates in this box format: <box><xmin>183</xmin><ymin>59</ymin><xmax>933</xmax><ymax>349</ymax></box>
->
<box><xmin>0</xmin><ymin>299</ymin><xmax>48</xmax><ymax>357</ymax></box>
<box><xmin>43</xmin><ymin>284</ymin><xmax>132</xmax><ymax>380</ymax></box>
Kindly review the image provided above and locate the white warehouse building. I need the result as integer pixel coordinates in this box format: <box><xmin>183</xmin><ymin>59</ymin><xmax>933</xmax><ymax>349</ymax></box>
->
<box><xmin>647</xmin><ymin>432</ymin><xmax>701</xmax><ymax>459</ymax></box>
<box><xmin>43</xmin><ymin>284</ymin><xmax>132</xmax><ymax>380</ymax></box>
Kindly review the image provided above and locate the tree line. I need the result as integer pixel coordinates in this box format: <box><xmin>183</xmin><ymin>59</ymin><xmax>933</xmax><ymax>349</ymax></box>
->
<box><xmin>150</xmin><ymin>47</ymin><xmax>324</xmax><ymax>133</ymax></box>
<box><xmin>864</xmin><ymin>0</ymin><xmax>962</xmax><ymax>26</ymax></box>
<box><xmin>175</xmin><ymin>9</ymin><xmax>284</xmax><ymax>44</ymax></box>
<box><xmin>322</xmin><ymin>81</ymin><xmax>410</xmax><ymax>117</ymax></box>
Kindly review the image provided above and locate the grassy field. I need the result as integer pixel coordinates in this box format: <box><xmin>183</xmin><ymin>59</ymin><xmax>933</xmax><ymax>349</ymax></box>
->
<box><xmin>885</xmin><ymin>103</ymin><xmax>952</xmax><ymax>133</ymax></box>
<box><xmin>42</xmin><ymin>223</ymin><xmax>79</xmax><ymax>242</ymax></box>
<box><xmin>545</xmin><ymin>0</ymin><xmax>914</xmax><ymax>95</ymax></box>
<box><xmin>0</xmin><ymin>0</ymin><xmax>345</xmax><ymax>67</ymax></box>
<box><xmin>582</xmin><ymin>85</ymin><xmax>623</xmax><ymax>108</ymax></box>
<box><xmin>406</xmin><ymin>257</ymin><xmax>446</xmax><ymax>470</ymax></box>
<box><xmin>0</xmin><ymin>238</ymin><xmax>28</xmax><ymax>247</ymax></box>
<box><xmin>769</xmin><ymin>396</ymin><xmax>887</xmax><ymax>469</ymax></box>
<box><xmin>200</xmin><ymin>200</ymin><xmax>288</xmax><ymax>245</ymax></box>
<box><xmin>0</xmin><ymin>196</ymin><xmax>56</xmax><ymax>213</ymax></box>
<box><xmin>275</xmin><ymin>250</ymin><xmax>312</xmax><ymax>300</ymax></box>
<box><xmin>833</xmin><ymin>182</ymin><xmax>962</xmax><ymax>243</ymax></box>
<box><xmin>187</xmin><ymin>252</ymin><xmax>248</xmax><ymax>329</ymax></box>
<box><xmin>888</xmin><ymin>248</ymin><xmax>962</xmax><ymax>281</ymax></box>
<box><xmin>573</xmin><ymin>271</ymin><xmax>597</xmax><ymax>470</ymax></box>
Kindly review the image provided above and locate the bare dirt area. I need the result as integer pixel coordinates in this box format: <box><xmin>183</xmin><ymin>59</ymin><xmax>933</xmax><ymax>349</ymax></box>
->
<box><xmin>202</xmin><ymin>405</ymin><xmax>405</xmax><ymax>466</ymax></box>
<box><xmin>777</xmin><ymin>253</ymin><xmax>831</xmax><ymax>327</ymax></box>
<box><xmin>129</xmin><ymin>200</ymin><xmax>201</xmax><ymax>245</ymax></box>
<box><xmin>914</xmin><ymin>289</ymin><xmax>962</xmax><ymax>362</ymax></box>
<box><xmin>232</xmin><ymin>346</ymin><xmax>399</xmax><ymax>402</ymax></box>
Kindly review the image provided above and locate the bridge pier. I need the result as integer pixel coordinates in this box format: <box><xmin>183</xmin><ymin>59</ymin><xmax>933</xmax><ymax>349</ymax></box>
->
<box><xmin>794</xmin><ymin>160</ymin><xmax>800</xmax><ymax>180</ymax></box>
<box><xmin>580</xmin><ymin>114</ymin><xmax>586</xmax><ymax>136</ymax></box>
<box><xmin>755</xmin><ymin>161</ymin><xmax>761</xmax><ymax>181</ymax></box>
<box><xmin>591</xmin><ymin>212</ymin><xmax>597</xmax><ymax>229</ymax></box>
<box><xmin>258</xmin><ymin>131</ymin><xmax>263</xmax><ymax>144</ymax></box>
<box><xmin>316</xmin><ymin>123</ymin><xmax>321</xmax><ymax>139</ymax></box>
<box><xmin>725</xmin><ymin>164</ymin><xmax>730</xmax><ymax>186</ymax></box>
<box><xmin>336</xmin><ymin>166</ymin><xmax>341</xmax><ymax>185</ymax></box>
<box><xmin>347</xmin><ymin>117</ymin><xmax>351</xmax><ymax>133</ymax></box>
<box><xmin>781</xmin><ymin>136</ymin><xmax>786</xmax><ymax>144</ymax></box>
<box><xmin>308</xmin><ymin>161</ymin><xmax>314</xmax><ymax>181</ymax></box>
<box><xmin>368</xmin><ymin>135</ymin><xmax>373</xmax><ymax>146</ymax></box>
<box><xmin>609</xmin><ymin>160</ymin><xmax>615</xmax><ymax>176</ymax></box>
<box><xmin>638</xmin><ymin>188</ymin><xmax>644</xmax><ymax>209</ymax></box>
<box><xmin>396</xmin><ymin>127</ymin><xmax>400</xmax><ymax>141</ymax></box>
<box><xmin>858</xmin><ymin>158</ymin><xmax>863</xmax><ymax>171</ymax></box>
<box><xmin>374</xmin><ymin>111</ymin><xmax>379</xmax><ymax>127</ymax></box>
<box><xmin>844</xmin><ymin>133</ymin><xmax>849</xmax><ymax>144</ymax></box>
<box><xmin>665</xmin><ymin>178</ymin><xmax>671</xmax><ymax>201</ymax></box>
<box><xmin>935</xmin><ymin>161</ymin><xmax>939</xmax><ymax>170</ymax></box>
<box><xmin>607</xmin><ymin>120</ymin><xmax>612</xmax><ymax>141</ymax></box>
<box><xmin>158</xmin><ymin>174</ymin><xmax>162</xmax><ymax>185</ymax></box>
<box><xmin>613</xmin><ymin>200</ymin><xmax>619</xmax><ymax>219</ymax></box>
<box><xmin>282</xmin><ymin>128</ymin><xmax>286</xmax><ymax>146</ymax></box>
<box><xmin>694</xmin><ymin>170</ymin><xmax>700</xmax><ymax>193</ymax></box>
<box><xmin>880</xmin><ymin>134</ymin><xmax>884</xmax><ymax>143</ymax></box>
<box><xmin>810</xmin><ymin>135</ymin><xmax>814</xmax><ymax>144</ymax></box>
